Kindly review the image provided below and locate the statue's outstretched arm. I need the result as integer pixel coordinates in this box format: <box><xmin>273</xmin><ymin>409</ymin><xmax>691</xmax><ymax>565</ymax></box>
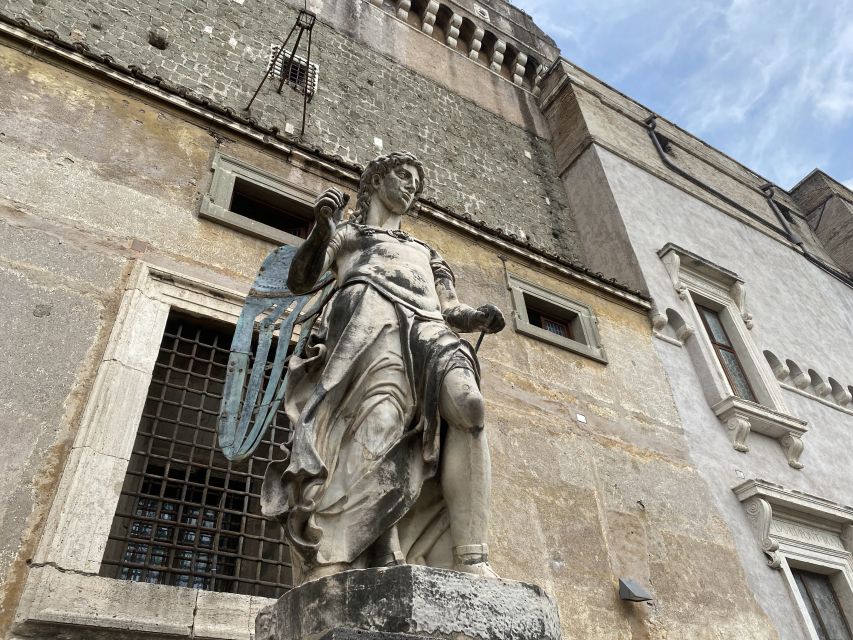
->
<box><xmin>436</xmin><ymin>274</ymin><xmax>505</xmax><ymax>335</ymax></box>
<box><xmin>287</xmin><ymin>188</ymin><xmax>347</xmax><ymax>294</ymax></box>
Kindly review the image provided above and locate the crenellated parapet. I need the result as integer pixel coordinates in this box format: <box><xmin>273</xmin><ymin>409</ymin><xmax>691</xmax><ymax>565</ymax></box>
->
<box><xmin>366</xmin><ymin>0</ymin><xmax>555</xmax><ymax>92</ymax></box>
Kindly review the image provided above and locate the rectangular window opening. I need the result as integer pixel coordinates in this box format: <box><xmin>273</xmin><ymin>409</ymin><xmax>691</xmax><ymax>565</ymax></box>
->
<box><xmin>696</xmin><ymin>304</ymin><xmax>757</xmax><ymax>403</ymax></box>
<box><xmin>229</xmin><ymin>177</ymin><xmax>314</xmax><ymax>239</ymax></box>
<box><xmin>100</xmin><ymin>312</ymin><xmax>294</xmax><ymax>598</ymax></box>
<box><xmin>523</xmin><ymin>292</ymin><xmax>580</xmax><ymax>342</ymax></box>
<box><xmin>791</xmin><ymin>568</ymin><xmax>853</xmax><ymax>640</ymax></box>
<box><xmin>268</xmin><ymin>45</ymin><xmax>319</xmax><ymax>100</ymax></box>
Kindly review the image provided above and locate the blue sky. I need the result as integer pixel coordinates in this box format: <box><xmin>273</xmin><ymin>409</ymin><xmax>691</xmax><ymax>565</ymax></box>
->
<box><xmin>513</xmin><ymin>0</ymin><xmax>853</xmax><ymax>191</ymax></box>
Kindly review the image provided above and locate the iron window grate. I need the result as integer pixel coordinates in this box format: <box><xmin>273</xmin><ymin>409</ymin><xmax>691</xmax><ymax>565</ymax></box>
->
<box><xmin>100</xmin><ymin>312</ymin><xmax>293</xmax><ymax>598</ymax></box>
<box><xmin>268</xmin><ymin>44</ymin><xmax>319</xmax><ymax>100</ymax></box>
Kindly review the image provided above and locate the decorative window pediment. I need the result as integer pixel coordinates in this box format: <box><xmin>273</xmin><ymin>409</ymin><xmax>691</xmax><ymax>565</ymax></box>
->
<box><xmin>736</xmin><ymin>479</ymin><xmax>853</xmax><ymax>640</ymax></box>
<box><xmin>734</xmin><ymin>478</ymin><xmax>853</xmax><ymax>569</ymax></box>
<box><xmin>657</xmin><ymin>244</ymin><xmax>808</xmax><ymax>468</ymax></box>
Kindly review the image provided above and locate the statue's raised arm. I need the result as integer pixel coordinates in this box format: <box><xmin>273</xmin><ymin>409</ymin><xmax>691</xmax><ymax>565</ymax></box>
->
<box><xmin>287</xmin><ymin>187</ymin><xmax>347</xmax><ymax>294</ymax></box>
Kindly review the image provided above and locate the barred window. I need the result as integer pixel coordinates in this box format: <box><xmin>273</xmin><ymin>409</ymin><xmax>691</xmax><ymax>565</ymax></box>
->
<box><xmin>268</xmin><ymin>44</ymin><xmax>319</xmax><ymax>100</ymax></box>
<box><xmin>99</xmin><ymin>312</ymin><xmax>293</xmax><ymax>598</ymax></box>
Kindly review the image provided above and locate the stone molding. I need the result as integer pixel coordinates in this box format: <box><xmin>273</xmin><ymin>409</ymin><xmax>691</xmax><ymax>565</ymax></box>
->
<box><xmin>764</xmin><ymin>350</ymin><xmax>853</xmax><ymax>414</ymax></box>
<box><xmin>734</xmin><ymin>479</ymin><xmax>853</xmax><ymax>570</ymax></box>
<box><xmin>657</xmin><ymin>244</ymin><xmax>808</xmax><ymax>467</ymax></box>
<box><xmin>14</xmin><ymin>260</ymin><xmax>267</xmax><ymax>639</ymax></box>
<box><xmin>712</xmin><ymin>397</ymin><xmax>808</xmax><ymax>469</ymax></box>
<box><xmin>200</xmin><ymin>151</ymin><xmax>316</xmax><ymax>246</ymax></box>
<box><xmin>506</xmin><ymin>272</ymin><xmax>608</xmax><ymax>363</ymax></box>
<box><xmin>360</xmin><ymin>0</ymin><xmax>546</xmax><ymax>91</ymax></box>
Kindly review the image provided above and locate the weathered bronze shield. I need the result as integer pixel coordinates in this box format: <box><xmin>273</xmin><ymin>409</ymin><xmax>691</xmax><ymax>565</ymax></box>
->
<box><xmin>217</xmin><ymin>244</ymin><xmax>334</xmax><ymax>461</ymax></box>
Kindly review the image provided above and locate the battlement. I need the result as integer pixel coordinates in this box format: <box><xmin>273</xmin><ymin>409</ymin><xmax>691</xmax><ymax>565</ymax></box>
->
<box><xmin>367</xmin><ymin>0</ymin><xmax>558</xmax><ymax>93</ymax></box>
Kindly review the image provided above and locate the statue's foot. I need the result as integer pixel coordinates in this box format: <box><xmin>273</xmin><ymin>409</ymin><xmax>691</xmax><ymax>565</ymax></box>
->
<box><xmin>453</xmin><ymin>544</ymin><xmax>499</xmax><ymax>578</ymax></box>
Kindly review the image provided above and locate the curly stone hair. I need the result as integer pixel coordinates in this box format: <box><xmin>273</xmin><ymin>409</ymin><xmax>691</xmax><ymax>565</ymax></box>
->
<box><xmin>351</xmin><ymin>152</ymin><xmax>426</xmax><ymax>224</ymax></box>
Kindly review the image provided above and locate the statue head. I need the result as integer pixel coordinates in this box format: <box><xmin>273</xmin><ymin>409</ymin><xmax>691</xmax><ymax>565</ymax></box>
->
<box><xmin>352</xmin><ymin>152</ymin><xmax>425</xmax><ymax>224</ymax></box>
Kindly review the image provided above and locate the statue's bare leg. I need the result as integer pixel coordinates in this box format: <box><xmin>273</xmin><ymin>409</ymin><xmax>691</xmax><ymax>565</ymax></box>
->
<box><xmin>439</xmin><ymin>367</ymin><xmax>497</xmax><ymax>577</ymax></box>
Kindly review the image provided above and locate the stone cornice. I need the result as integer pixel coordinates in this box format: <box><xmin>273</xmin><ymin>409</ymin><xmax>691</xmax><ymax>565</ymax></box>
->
<box><xmin>734</xmin><ymin>478</ymin><xmax>853</xmax><ymax>569</ymax></box>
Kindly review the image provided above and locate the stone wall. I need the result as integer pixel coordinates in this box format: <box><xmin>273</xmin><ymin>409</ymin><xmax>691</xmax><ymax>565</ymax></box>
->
<box><xmin>1</xmin><ymin>0</ymin><xmax>584</xmax><ymax>263</ymax></box>
<box><xmin>792</xmin><ymin>170</ymin><xmax>853</xmax><ymax>277</ymax></box>
<box><xmin>0</xmin><ymin>30</ymin><xmax>780</xmax><ymax>639</ymax></box>
<box><xmin>543</xmin><ymin>59</ymin><xmax>853</xmax><ymax>640</ymax></box>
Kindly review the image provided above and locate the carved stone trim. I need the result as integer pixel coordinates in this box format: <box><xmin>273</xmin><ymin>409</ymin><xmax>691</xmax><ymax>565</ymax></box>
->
<box><xmin>446</xmin><ymin>13</ymin><xmax>462</xmax><ymax>47</ymax></box>
<box><xmin>490</xmin><ymin>39</ymin><xmax>506</xmax><ymax>73</ymax></box>
<box><xmin>734</xmin><ymin>479</ymin><xmax>853</xmax><ymax>570</ymax></box>
<box><xmin>659</xmin><ymin>249</ymin><xmax>689</xmax><ymax>300</ymax></box>
<box><xmin>468</xmin><ymin>27</ymin><xmax>484</xmax><ymax>60</ymax></box>
<box><xmin>729</xmin><ymin>281</ymin><xmax>753</xmax><ymax>329</ymax></box>
<box><xmin>421</xmin><ymin>0</ymin><xmax>439</xmax><ymax>35</ymax></box>
<box><xmin>743</xmin><ymin>497</ymin><xmax>782</xmax><ymax>568</ymax></box>
<box><xmin>712</xmin><ymin>396</ymin><xmax>808</xmax><ymax>468</ymax></box>
<box><xmin>396</xmin><ymin>0</ymin><xmax>411</xmax><ymax>21</ymax></box>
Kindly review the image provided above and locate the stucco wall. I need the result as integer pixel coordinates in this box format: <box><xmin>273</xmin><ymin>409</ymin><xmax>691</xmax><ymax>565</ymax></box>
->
<box><xmin>573</xmin><ymin>143</ymin><xmax>853</xmax><ymax>640</ymax></box>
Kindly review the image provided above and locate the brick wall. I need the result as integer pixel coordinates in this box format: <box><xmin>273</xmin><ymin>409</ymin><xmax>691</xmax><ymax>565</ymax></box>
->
<box><xmin>3</xmin><ymin>0</ymin><xmax>584</xmax><ymax>262</ymax></box>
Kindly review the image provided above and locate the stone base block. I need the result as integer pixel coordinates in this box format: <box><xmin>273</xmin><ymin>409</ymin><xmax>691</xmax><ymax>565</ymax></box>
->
<box><xmin>256</xmin><ymin>565</ymin><xmax>561</xmax><ymax>640</ymax></box>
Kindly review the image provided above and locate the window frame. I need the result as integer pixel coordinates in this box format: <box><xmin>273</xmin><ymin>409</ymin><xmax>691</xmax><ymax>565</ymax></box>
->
<box><xmin>507</xmin><ymin>273</ymin><xmax>607</xmax><ymax>364</ymax></box>
<box><xmin>735</xmin><ymin>479</ymin><xmax>853</xmax><ymax>640</ymax></box>
<box><xmin>658</xmin><ymin>243</ymin><xmax>808</xmax><ymax>468</ymax></box>
<box><xmin>199</xmin><ymin>152</ymin><xmax>317</xmax><ymax>245</ymax></box>
<box><xmin>14</xmin><ymin>261</ymin><xmax>274</xmax><ymax>639</ymax></box>
<box><xmin>790</xmin><ymin>566</ymin><xmax>853</xmax><ymax>639</ymax></box>
<box><xmin>695</xmin><ymin>303</ymin><xmax>758</xmax><ymax>403</ymax></box>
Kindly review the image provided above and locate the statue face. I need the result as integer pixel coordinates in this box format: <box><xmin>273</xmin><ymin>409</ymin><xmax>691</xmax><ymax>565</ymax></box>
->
<box><xmin>373</xmin><ymin>163</ymin><xmax>421</xmax><ymax>216</ymax></box>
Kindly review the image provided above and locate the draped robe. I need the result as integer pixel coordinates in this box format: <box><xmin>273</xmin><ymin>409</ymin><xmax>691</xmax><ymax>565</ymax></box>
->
<box><xmin>260</xmin><ymin>222</ymin><xmax>478</xmax><ymax>580</ymax></box>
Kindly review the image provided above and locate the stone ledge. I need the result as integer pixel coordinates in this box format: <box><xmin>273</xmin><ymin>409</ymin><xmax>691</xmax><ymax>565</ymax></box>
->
<box><xmin>256</xmin><ymin>565</ymin><xmax>561</xmax><ymax>640</ymax></box>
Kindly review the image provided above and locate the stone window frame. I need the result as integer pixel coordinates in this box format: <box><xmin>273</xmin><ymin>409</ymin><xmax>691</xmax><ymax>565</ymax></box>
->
<box><xmin>14</xmin><ymin>261</ymin><xmax>273</xmax><ymax>640</ymax></box>
<box><xmin>506</xmin><ymin>272</ymin><xmax>608</xmax><ymax>364</ymax></box>
<box><xmin>199</xmin><ymin>152</ymin><xmax>317</xmax><ymax>246</ymax></box>
<box><xmin>734</xmin><ymin>479</ymin><xmax>853</xmax><ymax>639</ymax></box>
<box><xmin>658</xmin><ymin>243</ymin><xmax>808</xmax><ymax>468</ymax></box>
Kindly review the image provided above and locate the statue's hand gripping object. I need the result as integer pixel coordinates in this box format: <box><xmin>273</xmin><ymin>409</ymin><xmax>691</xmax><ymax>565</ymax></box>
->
<box><xmin>218</xmin><ymin>153</ymin><xmax>504</xmax><ymax>584</ymax></box>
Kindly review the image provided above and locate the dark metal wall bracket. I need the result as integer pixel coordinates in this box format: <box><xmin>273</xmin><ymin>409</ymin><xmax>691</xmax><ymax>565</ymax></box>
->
<box><xmin>245</xmin><ymin>9</ymin><xmax>316</xmax><ymax>137</ymax></box>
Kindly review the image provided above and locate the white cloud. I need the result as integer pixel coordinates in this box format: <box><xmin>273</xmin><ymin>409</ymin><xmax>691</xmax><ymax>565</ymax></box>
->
<box><xmin>513</xmin><ymin>0</ymin><xmax>853</xmax><ymax>188</ymax></box>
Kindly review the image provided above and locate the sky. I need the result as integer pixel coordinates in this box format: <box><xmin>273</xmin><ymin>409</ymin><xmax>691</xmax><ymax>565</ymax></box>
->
<box><xmin>512</xmin><ymin>0</ymin><xmax>853</xmax><ymax>191</ymax></box>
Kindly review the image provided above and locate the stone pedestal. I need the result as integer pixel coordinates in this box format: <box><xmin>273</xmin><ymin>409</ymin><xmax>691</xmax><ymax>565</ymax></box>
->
<box><xmin>256</xmin><ymin>565</ymin><xmax>561</xmax><ymax>640</ymax></box>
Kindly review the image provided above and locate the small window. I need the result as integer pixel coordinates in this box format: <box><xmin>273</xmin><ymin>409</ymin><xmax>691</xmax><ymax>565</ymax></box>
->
<box><xmin>524</xmin><ymin>293</ymin><xmax>577</xmax><ymax>340</ymax></box>
<box><xmin>791</xmin><ymin>568</ymin><xmax>853</xmax><ymax>640</ymax></box>
<box><xmin>508</xmin><ymin>274</ymin><xmax>607</xmax><ymax>363</ymax></box>
<box><xmin>200</xmin><ymin>152</ymin><xmax>317</xmax><ymax>245</ymax></box>
<box><xmin>696</xmin><ymin>304</ymin><xmax>757</xmax><ymax>402</ymax></box>
<box><xmin>268</xmin><ymin>45</ymin><xmax>319</xmax><ymax>100</ymax></box>
<box><xmin>230</xmin><ymin>177</ymin><xmax>312</xmax><ymax>239</ymax></box>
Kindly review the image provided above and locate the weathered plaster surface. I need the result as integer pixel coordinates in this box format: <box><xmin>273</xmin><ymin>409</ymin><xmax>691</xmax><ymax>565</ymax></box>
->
<box><xmin>540</xmin><ymin>65</ymin><xmax>832</xmax><ymax>266</ymax></box>
<box><xmin>0</xmin><ymin>20</ymin><xmax>787</xmax><ymax>640</ymax></box>
<box><xmin>408</xmin><ymin>218</ymin><xmax>778</xmax><ymax>639</ymax></box>
<box><xmin>587</xmin><ymin>144</ymin><xmax>853</xmax><ymax>640</ymax></box>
